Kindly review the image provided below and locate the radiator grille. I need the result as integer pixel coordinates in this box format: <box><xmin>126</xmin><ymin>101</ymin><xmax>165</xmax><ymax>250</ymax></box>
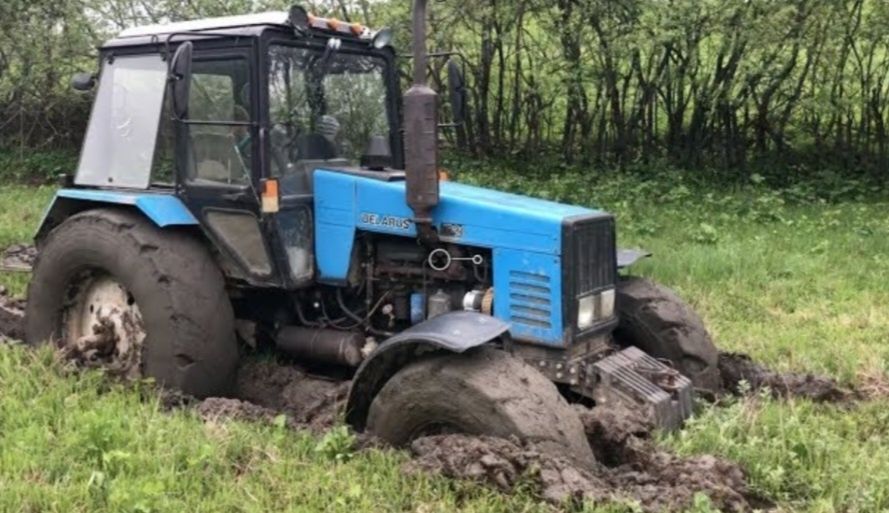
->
<box><xmin>567</xmin><ymin>216</ymin><xmax>616</xmax><ymax>297</ymax></box>
<box><xmin>563</xmin><ymin>214</ymin><xmax>617</xmax><ymax>339</ymax></box>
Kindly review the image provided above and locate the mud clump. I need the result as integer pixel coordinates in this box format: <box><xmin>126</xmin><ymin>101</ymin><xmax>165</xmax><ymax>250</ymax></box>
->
<box><xmin>407</xmin><ymin>405</ymin><xmax>758</xmax><ymax>512</ymax></box>
<box><xmin>0</xmin><ymin>244</ymin><xmax>36</xmax><ymax>273</ymax></box>
<box><xmin>0</xmin><ymin>286</ymin><xmax>25</xmax><ymax>342</ymax></box>
<box><xmin>189</xmin><ymin>358</ymin><xmax>350</xmax><ymax>431</ymax></box>
<box><xmin>407</xmin><ymin>434</ymin><xmax>610</xmax><ymax>505</ymax></box>
<box><xmin>719</xmin><ymin>351</ymin><xmax>852</xmax><ymax>402</ymax></box>
<box><xmin>195</xmin><ymin>397</ymin><xmax>278</xmax><ymax>424</ymax></box>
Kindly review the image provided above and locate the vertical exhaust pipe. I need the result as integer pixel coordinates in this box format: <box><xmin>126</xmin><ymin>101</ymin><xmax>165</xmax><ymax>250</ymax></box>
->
<box><xmin>404</xmin><ymin>0</ymin><xmax>439</xmax><ymax>243</ymax></box>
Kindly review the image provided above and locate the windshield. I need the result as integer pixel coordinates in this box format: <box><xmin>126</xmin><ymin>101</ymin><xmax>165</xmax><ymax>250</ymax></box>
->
<box><xmin>268</xmin><ymin>44</ymin><xmax>392</xmax><ymax>193</ymax></box>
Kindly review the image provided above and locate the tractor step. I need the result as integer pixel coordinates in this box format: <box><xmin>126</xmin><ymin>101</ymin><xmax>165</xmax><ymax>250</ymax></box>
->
<box><xmin>590</xmin><ymin>346</ymin><xmax>694</xmax><ymax>431</ymax></box>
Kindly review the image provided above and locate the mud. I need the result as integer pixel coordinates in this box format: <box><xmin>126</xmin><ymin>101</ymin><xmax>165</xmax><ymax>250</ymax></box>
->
<box><xmin>190</xmin><ymin>358</ymin><xmax>350</xmax><ymax>432</ymax></box>
<box><xmin>407</xmin><ymin>403</ymin><xmax>762</xmax><ymax>512</ymax></box>
<box><xmin>0</xmin><ymin>243</ymin><xmax>36</xmax><ymax>272</ymax></box>
<box><xmin>0</xmin><ymin>286</ymin><xmax>25</xmax><ymax>342</ymax></box>
<box><xmin>195</xmin><ymin>397</ymin><xmax>279</xmax><ymax>423</ymax></box>
<box><xmin>719</xmin><ymin>351</ymin><xmax>853</xmax><ymax>403</ymax></box>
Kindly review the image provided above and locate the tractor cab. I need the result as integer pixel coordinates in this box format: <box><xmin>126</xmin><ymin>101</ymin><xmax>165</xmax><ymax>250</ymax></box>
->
<box><xmin>73</xmin><ymin>8</ymin><xmax>404</xmax><ymax>289</ymax></box>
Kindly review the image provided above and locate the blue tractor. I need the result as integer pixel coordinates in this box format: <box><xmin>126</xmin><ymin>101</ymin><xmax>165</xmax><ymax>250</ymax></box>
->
<box><xmin>25</xmin><ymin>3</ymin><xmax>720</xmax><ymax>461</ymax></box>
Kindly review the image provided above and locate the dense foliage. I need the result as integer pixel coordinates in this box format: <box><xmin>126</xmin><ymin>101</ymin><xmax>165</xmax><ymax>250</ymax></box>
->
<box><xmin>3</xmin><ymin>0</ymin><xmax>889</xmax><ymax>177</ymax></box>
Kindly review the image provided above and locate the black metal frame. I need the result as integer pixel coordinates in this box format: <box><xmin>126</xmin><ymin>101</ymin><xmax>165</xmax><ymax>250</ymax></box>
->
<box><xmin>259</xmin><ymin>26</ymin><xmax>404</xmax><ymax>173</ymax></box>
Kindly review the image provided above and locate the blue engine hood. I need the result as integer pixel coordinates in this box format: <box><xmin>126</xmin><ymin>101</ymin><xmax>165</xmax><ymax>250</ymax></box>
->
<box><xmin>314</xmin><ymin>169</ymin><xmax>602</xmax><ymax>262</ymax></box>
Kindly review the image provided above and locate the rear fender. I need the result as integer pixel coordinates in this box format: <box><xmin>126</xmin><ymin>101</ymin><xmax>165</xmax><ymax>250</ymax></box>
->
<box><xmin>345</xmin><ymin>311</ymin><xmax>510</xmax><ymax>431</ymax></box>
<box><xmin>36</xmin><ymin>189</ymin><xmax>198</xmax><ymax>242</ymax></box>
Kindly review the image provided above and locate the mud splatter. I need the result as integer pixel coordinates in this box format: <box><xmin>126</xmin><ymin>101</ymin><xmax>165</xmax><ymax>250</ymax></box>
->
<box><xmin>407</xmin><ymin>405</ymin><xmax>760</xmax><ymax>512</ymax></box>
<box><xmin>718</xmin><ymin>352</ymin><xmax>853</xmax><ymax>403</ymax></box>
<box><xmin>0</xmin><ymin>286</ymin><xmax>25</xmax><ymax>342</ymax></box>
<box><xmin>0</xmin><ymin>244</ymin><xmax>36</xmax><ymax>272</ymax></box>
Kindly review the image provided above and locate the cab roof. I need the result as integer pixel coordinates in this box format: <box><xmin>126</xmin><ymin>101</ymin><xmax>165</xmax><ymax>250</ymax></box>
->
<box><xmin>117</xmin><ymin>11</ymin><xmax>290</xmax><ymax>39</ymax></box>
<box><xmin>104</xmin><ymin>9</ymin><xmax>380</xmax><ymax>50</ymax></box>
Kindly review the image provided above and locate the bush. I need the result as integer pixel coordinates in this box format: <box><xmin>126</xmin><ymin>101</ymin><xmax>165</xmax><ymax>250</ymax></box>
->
<box><xmin>0</xmin><ymin>148</ymin><xmax>79</xmax><ymax>185</ymax></box>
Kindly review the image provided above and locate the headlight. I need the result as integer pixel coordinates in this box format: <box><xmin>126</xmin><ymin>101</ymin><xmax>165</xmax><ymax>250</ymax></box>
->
<box><xmin>577</xmin><ymin>288</ymin><xmax>615</xmax><ymax>330</ymax></box>
<box><xmin>600</xmin><ymin>288</ymin><xmax>615</xmax><ymax>319</ymax></box>
<box><xmin>577</xmin><ymin>295</ymin><xmax>595</xmax><ymax>330</ymax></box>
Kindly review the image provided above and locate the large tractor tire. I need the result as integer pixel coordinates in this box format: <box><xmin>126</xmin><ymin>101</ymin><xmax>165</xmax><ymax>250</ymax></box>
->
<box><xmin>614</xmin><ymin>276</ymin><xmax>721</xmax><ymax>394</ymax></box>
<box><xmin>25</xmin><ymin>208</ymin><xmax>238</xmax><ymax>397</ymax></box>
<box><xmin>366</xmin><ymin>347</ymin><xmax>595</xmax><ymax>467</ymax></box>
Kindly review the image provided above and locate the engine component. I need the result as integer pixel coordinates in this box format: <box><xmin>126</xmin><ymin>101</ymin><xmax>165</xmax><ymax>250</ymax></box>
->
<box><xmin>393</xmin><ymin>292</ymin><xmax>410</xmax><ymax>321</ymax></box>
<box><xmin>427</xmin><ymin>247</ymin><xmax>484</xmax><ymax>271</ymax></box>
<box><xmin>427</xmin><ymin>289</ymin><xmax>452</xmax><ymax>319</ymax></box>
<box><xmin>481</xmin><ymin>288</ymin><xmax>494</xmax><ymax>315</ymax></box>
<box><xmin>276</xmin><ymin>326</ymin><xmax>364</xmax><ymax>367</ymax></box>
<box><xmin>462</xmin><ymin>290</ymin><xmax>485</xmax><ymax>311</ymax></box>
<box><xmin>410</xmin><ymin>292</ymin><xmax>425</xmax><ymax>324</ymax></box>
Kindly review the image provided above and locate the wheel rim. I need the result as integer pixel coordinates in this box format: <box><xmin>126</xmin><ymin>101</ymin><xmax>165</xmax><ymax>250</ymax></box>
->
<box><xmin>63</xmin><ymin>272</ymin><xmax>146</xmax><ymax>378</ymax></box>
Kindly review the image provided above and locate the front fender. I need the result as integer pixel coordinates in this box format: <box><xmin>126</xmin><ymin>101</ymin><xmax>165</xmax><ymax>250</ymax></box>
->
<box><xmin>617</xmin><ymin>248</ymin><xmax>651</xmax><ymax>269</ymax></box>
<box><xmin>345</xmin><ymin>311</ymin><xmax>510</xmax><ymax>431</ymax></box>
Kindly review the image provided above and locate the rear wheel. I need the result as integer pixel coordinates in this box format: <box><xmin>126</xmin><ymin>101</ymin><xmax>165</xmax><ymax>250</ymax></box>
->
<box><xmin>366</xmin><ymin>347</ymin><xmax>594</xmax><ymax>467</ymax></box>
<box><xmin>25</xmin><ymin>208</ymin><xmax>238</xmax><ymax>397</ymax></box>
<box><xmin>614</xmin><ymin>276</ymin><xmax>721</xmax><ymax>393</ymax></box>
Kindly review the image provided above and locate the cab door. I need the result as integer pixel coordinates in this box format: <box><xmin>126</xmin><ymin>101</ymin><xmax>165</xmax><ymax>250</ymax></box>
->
<box><xmin>174</xmin><ymin>45</ymin><xmax>279</xmax><ymax>285</ymax></box>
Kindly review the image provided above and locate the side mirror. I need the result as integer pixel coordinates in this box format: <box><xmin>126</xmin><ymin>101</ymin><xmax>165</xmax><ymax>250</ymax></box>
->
<box><xmin>169</xmin><ymin>41</ymin><xmax>194</xmax><ymax>120</ymax></box>
<box><xmin>447</xmin><ymin>59</ymin><xmax>467</xmax><ymax>127</ymax></box>
<box><xmin>71</xmin><ymin>72</ymin><xmax>96</xmax><ymax>92</ymax></box>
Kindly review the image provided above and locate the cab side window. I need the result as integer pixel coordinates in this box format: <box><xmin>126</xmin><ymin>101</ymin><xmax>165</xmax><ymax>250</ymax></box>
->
<box><xmin>187</xmin><ymin>57</ymin><xmax>252</xmax><ymax>186</ymax></box>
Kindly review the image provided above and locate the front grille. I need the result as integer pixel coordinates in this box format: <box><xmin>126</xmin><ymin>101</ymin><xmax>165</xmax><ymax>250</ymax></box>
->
<box><xmin>562</xmin><ymin>214</ymin><xmax>617</xmax><ymax>338</ymax></box>
<box><xmin>569</xmin><ymin>216</ymin><xmax>617</xmax><ymax>296</ymax></box>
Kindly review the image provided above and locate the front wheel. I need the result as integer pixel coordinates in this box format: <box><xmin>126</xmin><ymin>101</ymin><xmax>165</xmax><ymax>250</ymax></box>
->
<box><xmin>614</xmin><ymin>276</ymin><xmax>721</xmax><ymax>394</ymax></box>
<box><xmin>25</xmin><ymin>208</ymin><xmax>239</xmax><ymax>397</ymax></box>
<box><xmin>366</xmin><ymin>347</ymin><xmax>594</xmax><ymax>467</ymax></box>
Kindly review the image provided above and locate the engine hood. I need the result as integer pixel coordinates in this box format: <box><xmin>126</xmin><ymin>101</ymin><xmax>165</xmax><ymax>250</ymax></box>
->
<box><xmin>314</xmin><ymin>169</ymin><xmax>605</xmax><ymax>260</ymax></box>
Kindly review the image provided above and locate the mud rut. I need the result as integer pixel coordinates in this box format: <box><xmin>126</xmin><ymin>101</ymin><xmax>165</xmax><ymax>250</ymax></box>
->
<box><xmin>0</xmin><ymin>245</ymin><xmax>858</xmax><ymax>512</ymax></box>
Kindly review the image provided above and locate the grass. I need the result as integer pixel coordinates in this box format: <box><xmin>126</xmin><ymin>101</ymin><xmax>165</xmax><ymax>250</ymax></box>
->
<box><xmin>1</xmin><ymin>163</ymin><xmax>889</xmax><ymax>512</ymax></box>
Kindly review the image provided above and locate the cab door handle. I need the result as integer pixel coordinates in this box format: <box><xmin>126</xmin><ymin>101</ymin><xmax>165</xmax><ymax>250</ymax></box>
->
<box><xmin>221</xmin><ymin>191</ymin><xmax>253</xmax><ymax>203</ymax></box>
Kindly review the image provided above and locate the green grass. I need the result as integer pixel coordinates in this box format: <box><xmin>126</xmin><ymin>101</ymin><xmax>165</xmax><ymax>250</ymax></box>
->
<box><xmin>0</xmin><ymin>185</ymin><xmax>54</xmax><ymax>296</ymax></box>
<box><xmin>0</xmin><ymin>348</ymin><xmax>553</xmax><ymax>513</ymax></box>
<box><xmin>1</xmin><ymin>167</ymin><xmax>889</xmax><ymax>512</ymax></box>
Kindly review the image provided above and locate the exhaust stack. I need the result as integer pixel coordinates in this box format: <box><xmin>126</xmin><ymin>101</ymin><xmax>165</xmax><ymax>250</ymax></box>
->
<box><xmin>403</xmin><ymin>0</ymin><xmax>439</xmax><ymax>241</ymax></box>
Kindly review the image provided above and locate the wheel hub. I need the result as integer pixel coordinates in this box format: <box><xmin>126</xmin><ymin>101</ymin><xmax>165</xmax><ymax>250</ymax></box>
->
<box><xmin>63</xmin><ymin>273</ymin><xmax>146</xmax><ymax>378</ymax></box>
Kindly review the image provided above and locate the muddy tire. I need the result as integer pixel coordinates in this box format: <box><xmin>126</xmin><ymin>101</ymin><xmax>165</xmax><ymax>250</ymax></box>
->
<box><xmin>25</xmin><ymin>208</ymin><xmax>238</xmax><ymax>397</ymax></box>
<box><xmin>614</xmin><ymin>276</ymin><xmax>721</xmax><ymax>393</ymax></box>
<box><xmin>366</xmin><ymin>346</ymin><xmax>595</xmax><ymax>467</ymax></box>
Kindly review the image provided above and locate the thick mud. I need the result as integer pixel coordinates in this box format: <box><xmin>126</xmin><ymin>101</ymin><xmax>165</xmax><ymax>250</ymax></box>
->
<box><xmin>0</xmin><ymin>243</ymin><xmax>36</xmax><ymax>272</ymax></box>
<box><xmin>0</xmin><ymin>286</ymin><xmax>25</xmax><ymax>342</ymax></box>
<box><xmin>407</xmin><ymin>404</ymin><xmax>761</xmax><ymax>512</ymax></box>
<box><xmin>190</xmin><ymin>358</ymin><xmax>350</xmax><ymax>432</ymax></box>
<box><xmin>719</xmin><ymin>351</ymin><xmax>853</xmax><ymax>403</ymax></box>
